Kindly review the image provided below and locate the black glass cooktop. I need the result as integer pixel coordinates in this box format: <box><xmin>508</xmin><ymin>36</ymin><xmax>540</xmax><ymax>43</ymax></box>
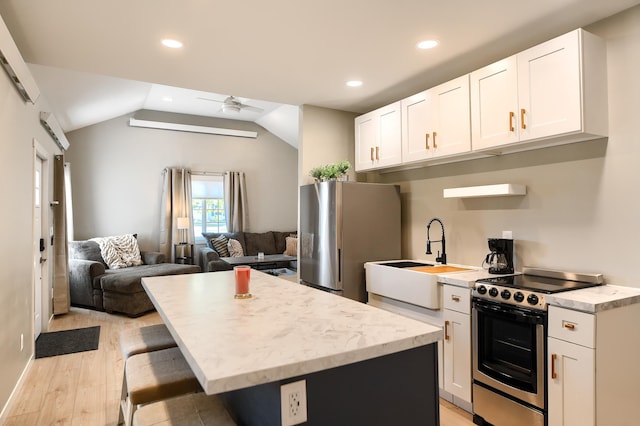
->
<box><xmin>476</xmin><ymin>274</ymin><xmax>603</xmax><ymax>294</ymax></box>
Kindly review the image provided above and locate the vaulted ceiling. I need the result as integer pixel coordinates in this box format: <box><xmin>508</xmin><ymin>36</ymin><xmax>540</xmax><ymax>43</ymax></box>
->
<box><xmin>1</xmin><ymin>0</ymin><xmax>638</xmax><ymax>148</ymax></box>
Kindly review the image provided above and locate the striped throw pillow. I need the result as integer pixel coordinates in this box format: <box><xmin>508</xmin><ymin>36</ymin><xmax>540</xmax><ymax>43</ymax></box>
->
<box><xmin>211</xmin><ymin>235</ymin><xmax>230</xmax><ymax>257</ymax></box>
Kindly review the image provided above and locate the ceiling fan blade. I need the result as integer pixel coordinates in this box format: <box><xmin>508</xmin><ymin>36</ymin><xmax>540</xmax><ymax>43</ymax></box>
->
<box><xmin>196</xmin><ymin>96</ymin><xmax>224</xmax><ymax>103</ymax></box>
<box><xmin>239</xmin><ymin>104</ymin><xmax>264</xmax><ymax>113</ymax></box>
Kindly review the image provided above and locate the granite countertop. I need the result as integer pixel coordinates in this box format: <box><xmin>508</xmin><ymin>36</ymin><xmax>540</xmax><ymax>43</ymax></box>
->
<box><xmin>546</xmin><ymin>284</ymin><xmax>640</xmax><ymax>313</ymax></box>
<box><xmin>142</xmin><ymin>271</ymin><xmax>442</xmax><ymax>395</ymax></box>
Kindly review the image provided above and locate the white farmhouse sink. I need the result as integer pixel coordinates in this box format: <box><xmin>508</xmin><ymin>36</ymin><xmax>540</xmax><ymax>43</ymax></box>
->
<box><xmin>365</xmin><ymin>261</ymin><xmax>471</xmax><ymax>310</ymax></box>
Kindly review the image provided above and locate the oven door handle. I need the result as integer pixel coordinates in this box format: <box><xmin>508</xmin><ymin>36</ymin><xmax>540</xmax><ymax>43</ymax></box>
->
<box><xmin>474</xmin><ymin>301</ymin><xmax>545</xmax><ymax>324</ymax></box>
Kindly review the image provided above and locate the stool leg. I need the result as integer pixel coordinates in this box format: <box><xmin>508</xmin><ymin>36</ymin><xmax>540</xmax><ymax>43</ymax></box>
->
<box><xmin>118</xmin><ymin>370</ymin><xmax>127</xmax><ymax>425</ymax></box>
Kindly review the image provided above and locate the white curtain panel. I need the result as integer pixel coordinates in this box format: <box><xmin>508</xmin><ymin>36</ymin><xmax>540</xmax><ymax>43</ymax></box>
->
<box><xmin>52</xmin><ymin>155</ymin><xmax>70</xmax><ymax>314</ymax></box>
<box><xmin>159</xmin><ymin>167</ymin><xmax>193</xmax><ymax>260</ymax></box>
<box><xmin>224</xmin><ymin>171</ymin><xmax>249</xmax><ymax>232</ymax></box>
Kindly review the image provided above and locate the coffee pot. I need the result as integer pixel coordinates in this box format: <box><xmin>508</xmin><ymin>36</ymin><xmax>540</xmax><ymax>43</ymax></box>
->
<box><xmin>484</xmin><ymin>238</ymin><xmax>514</xmax><ymax>274</ymax></box>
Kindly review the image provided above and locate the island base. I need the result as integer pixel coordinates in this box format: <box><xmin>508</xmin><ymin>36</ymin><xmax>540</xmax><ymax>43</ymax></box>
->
<box><xmin>220</xmin><ymin>342</ymin><xmax>440</xmax><ymax>425</ymax></box>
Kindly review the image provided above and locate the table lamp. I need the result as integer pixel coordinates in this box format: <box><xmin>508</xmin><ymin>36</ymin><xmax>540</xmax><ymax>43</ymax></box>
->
<box><xmin>177</xmin><ymin>217</ymin><xmax>189</xmax><ymax>244</ymax></box>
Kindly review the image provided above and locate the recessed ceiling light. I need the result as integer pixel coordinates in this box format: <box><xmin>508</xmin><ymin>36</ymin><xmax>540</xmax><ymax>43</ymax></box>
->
<box><xmin>346</xmin><ymin>80</ymin><xmax>363</xmax><ymax>87</ymax></box>
<box><xmin>417</xmin><ymin>40</ymin><xmax>439</xmax><ymax>50</ymax></box>
<box><xmin>162</xmin><ymin>39</ymin><xmax>183</xmax><ymax>49</ymax></box>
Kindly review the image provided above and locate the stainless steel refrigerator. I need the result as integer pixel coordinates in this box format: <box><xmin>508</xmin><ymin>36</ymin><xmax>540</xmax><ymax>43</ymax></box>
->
<box><xmin>299</xmin><ymin>181</ymin><xmax>401</xmax><ymax>302</ymax></box>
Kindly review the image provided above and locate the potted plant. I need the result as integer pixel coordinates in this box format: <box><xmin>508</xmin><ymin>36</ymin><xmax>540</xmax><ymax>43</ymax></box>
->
<box><xmin>309</xmin><ymin>160</ymin><xmax>351</xmax><ymax>181</ymax></box>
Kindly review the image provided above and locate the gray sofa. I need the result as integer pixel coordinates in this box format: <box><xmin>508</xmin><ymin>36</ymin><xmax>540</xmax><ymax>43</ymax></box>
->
<box><xmin>200</xmin><ymin>231</ymin><xmax>296</xmax><ymax>272</ymax></box>
<box><xmin>68</xmin><ymin>240</ymin><xmax>200</xmax><ymax>317</ymax></box>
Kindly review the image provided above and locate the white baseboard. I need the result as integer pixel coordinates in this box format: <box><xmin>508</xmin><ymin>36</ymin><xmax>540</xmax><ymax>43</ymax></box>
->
<box><xmin>0</xmin><ymin>354</ymin><xmax>34</xmax><ymax>422</ymax></box>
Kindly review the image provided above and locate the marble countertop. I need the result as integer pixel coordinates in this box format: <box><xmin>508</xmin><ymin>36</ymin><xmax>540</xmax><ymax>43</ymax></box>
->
<box><xmin>142</xmin><ymin>271</ymin><xmax>442</xmax><ymax>395</ymax></box>
<box><xmin>435</xmin><ymin>266</ymin><xmax>516</xmax><ymax>288</ymax></box>
<box><xmin>546</xmin><ymin>284</ymin><xmax>640</xmax><ymax>313</ymax></box>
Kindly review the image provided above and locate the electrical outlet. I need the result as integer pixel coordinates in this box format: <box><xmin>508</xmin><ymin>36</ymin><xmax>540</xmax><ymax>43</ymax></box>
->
<box><xmin>502</xmin><ymin>230</ymin><xmax>513</xmax><ymax>239</ymax></box>
<box><xmin>281</xmin><ymin>380</ymin><xmax>307</xmax><ymax>425</ymax></box>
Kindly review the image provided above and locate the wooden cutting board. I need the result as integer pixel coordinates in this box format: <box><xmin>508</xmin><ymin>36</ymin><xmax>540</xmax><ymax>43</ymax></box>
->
<box><xmin>408</xmin><ymin>265</ymin><xmax>471</xmax><ymax>274</ymax></box>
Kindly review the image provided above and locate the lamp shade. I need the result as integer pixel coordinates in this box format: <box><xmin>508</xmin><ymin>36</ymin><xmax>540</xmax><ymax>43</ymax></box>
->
<box><xmin>177</xmin><ymin>217</ymin><xmax>189</xmax><ymax>230</ymax></box>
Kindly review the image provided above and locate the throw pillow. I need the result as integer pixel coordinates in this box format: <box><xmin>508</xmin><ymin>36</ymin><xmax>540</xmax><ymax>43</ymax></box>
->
<box><xmin>284</xmin><ymin>236</ymin><xmax>298</xmax><ymax>256</ymax></box>
<box><xmin>211</xmin><ymin>235</ymin><xmax>230</xmax><ymax>257</ymax></box>
<box><xmin>228</xmin><ymin>238</ymin><xmax>244</xmax><ymax>257</ymax></box>
<box><xmin>91</xmin><ymin>234</ymin><xmax>142</xmax><ymax>269</ymax></box>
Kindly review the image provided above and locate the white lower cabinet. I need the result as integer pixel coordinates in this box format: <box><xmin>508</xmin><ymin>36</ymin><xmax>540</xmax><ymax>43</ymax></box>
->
<box><xmin>547</xmin><ymin>304</ymin><xmax>640</xmax><ymax>426</ymax></box>
<box><xmin>442</xmin><ymin>285</ymin><xmax>472</xmax><ymax>410</ymax></box>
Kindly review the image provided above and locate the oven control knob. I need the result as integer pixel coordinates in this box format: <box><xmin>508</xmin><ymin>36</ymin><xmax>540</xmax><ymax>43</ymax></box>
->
<box><xmin>476</xmin><ymin>285</ymin><xmax>487</xmax><ymax>295</ymax></box>
<box><xmin>500</xmin><ymin>289</ymin><xmax>511</xmax><ymax>300</ymax></box>
<box><xmin>527</xmin><ymin>294</ymin><xmax>539</xmax><ymax>305</ymax></box>
<box><xmin>514</xmin><ymin>292</ymin><xmax>525</xmax><ymax>302</ymax></box>
<box><xmin>488</xmin><ymin>287</ymin><xmax>499</xmax><ymax>297</ymax></box>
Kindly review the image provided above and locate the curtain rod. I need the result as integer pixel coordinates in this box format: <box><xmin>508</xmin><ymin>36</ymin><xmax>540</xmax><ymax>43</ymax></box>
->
<box><xmin>190</xmin><ymin>171</ymin><xmax>225</xmax><ymax>176</ymax></box>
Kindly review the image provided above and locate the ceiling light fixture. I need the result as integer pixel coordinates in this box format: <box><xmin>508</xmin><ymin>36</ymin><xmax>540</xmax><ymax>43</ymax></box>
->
<box><xmin>222</xmin><ymin>103</ymin><xmax>241</xmax><ymax>114</ymax></box>
<box><xmin>417</xmin><ymin>40</ymin><xmax>439</xmax><ymax>50</ymax></box>
<box><xmin>346</xmin><ymin>80</ymin><xmax>363</xmax><ymax>87</ymax></box>
<box><xmin>161</xmin><ymin>39</ymin><xmax>183</xmax><ymax>49</ymax></box>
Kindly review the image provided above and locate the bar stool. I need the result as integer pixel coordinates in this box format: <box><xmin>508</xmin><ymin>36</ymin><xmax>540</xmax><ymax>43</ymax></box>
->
<box><xmin>119</xmin><ymin>324</ymin><xmax>177</xmax><ymax>359</ymax></box>
<box><xmin>132</xmin><ymin>393</ymin><xmax>236</xmax><ymax>426</ymax></box>
<box><xmin>118</xmin><ymin>347</ymin><xmax>202</xmax><ymax>426</ymax></box>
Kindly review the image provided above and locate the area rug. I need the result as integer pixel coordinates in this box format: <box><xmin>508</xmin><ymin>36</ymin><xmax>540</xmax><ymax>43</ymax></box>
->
<box><xmin>35</xmin><ymin>326</ymin><xmax>101</xmax><ymax>359</ymax></box>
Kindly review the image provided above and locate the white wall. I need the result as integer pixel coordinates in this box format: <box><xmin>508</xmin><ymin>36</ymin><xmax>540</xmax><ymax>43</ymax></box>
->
<box><xmin>0</xmin><ymin>65</ymin><xmax>61</xmax><ymax>415</ymax></box>
<box><xmin>65</xmin><ymin>110</ymin><xmax>298</xmax><ymax>251</ymax></box>
<box><xmin>367</xmin><ymin>6</ymin><xmax>640</xmax><ymax>287</ymax></box>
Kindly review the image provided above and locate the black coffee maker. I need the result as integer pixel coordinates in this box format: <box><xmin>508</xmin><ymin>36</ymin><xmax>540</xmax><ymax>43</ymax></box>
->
<box><xmin>485</xmin><ymin>238</ymin><xmax>514</xmax><ymax>274</ymax></box>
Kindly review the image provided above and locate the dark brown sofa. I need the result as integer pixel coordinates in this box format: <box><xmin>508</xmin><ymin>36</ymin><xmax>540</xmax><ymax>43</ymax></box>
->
<box><xmin>200</xmin><ymin>231</ymin><xmax>296</xmax><ymax>272</ymax></box>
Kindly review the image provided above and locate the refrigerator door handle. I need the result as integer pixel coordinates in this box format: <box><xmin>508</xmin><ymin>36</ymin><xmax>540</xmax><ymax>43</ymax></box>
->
<box><xmin>338</xmin><ymin>248</ymin><xmax>342</xmax><ymax>283</ymax></box>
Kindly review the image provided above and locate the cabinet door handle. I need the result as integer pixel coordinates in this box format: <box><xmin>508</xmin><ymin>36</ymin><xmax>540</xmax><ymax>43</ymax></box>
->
<box><xmin>451</xmin><ymin>295</ymin><xmax>461</xmax><ymax>302</ymax></box>
<box><xmin>551</xmin><ymin>353</ymin><xmax>558</xmax><ymax>379</ymax></box>
<box><xmin>375</xmin><ymin>146</ymin><xmax>380</xmax><ymax>160</ymax></box>
<box><xmin>509</xmin><ymin>111</ymin><xmax>515</xmax><ymax>132</ymax></box>
<box><xmin>563</xmin><ymin>322</ymin><xmax>576</xmax><ymax>330</ymax></box>
<box><xmin>425</xmin><ymin>133</ymin><xmax>430</xmax><ymax>149</ymax></box>
<box><xmin>444</xmin><ymin>320</ymin><xmax>450</xmax><ymax>340</ymax></box>
<box><xmin>433</xmin><ymin>131</ymin><xmax>438</xmax><ymax>148</ymax></box>
<box><xmin>370</xmin><ymin>147</ymin><xmax>374</xmax><ymax>161</ymax></box>
<box><xmin>521</xmin><ymin>108</ymin><xmax>527</xmax><ymax>129</ymax></box>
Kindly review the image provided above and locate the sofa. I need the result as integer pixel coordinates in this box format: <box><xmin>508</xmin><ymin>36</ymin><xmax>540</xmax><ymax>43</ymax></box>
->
<box><xmin>200</xmin><ymin>231</ymin><xmax>297</xmax><ymax>272</ymax></box>
<box><xmin>68</xmin><ymin>239</ymin><xmax>200</xmax><ymax>317</ymax></box>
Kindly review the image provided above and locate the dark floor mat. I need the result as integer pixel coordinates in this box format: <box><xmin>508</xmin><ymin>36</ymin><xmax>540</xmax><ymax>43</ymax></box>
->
<box><xmin>35</xmin><ymin>326</ymin><xmax>100</xmax><ymax>358</ymax></box>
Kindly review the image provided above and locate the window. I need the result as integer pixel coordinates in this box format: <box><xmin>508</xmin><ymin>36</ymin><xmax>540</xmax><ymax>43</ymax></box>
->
<box><xmin>191</xmin><ymin>175</ymin><xmax>227</xmax><ymax>239</ymax></box>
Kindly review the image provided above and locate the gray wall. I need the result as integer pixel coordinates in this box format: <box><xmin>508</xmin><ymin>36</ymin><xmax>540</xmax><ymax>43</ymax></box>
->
<box><xmin>0</xmin><ymin>65</ymin><xmax>61</xmax><ymax>413</ymax></box>
<box><xmin>364</xmin><ymin>6</ymin><xmax>640</xmax><ymax>287</ymax></box>
<box><xmin>299</xmin><ymin>105</ymin><xmax>358</xmax><ymax>185</ymax></box>
<box><xmin>65</xmin><ymin>110</ymin><xmax>298</xmax><ymax>251</ymax></box>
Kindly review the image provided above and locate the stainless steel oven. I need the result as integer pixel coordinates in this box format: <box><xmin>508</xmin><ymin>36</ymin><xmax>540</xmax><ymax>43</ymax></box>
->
<box><xmin>471</xmin><ymin>267</ymin><xmax>603</xmax><ymax>426</ymax></box>
<box><xmin>472</xmin><ymin>299</ymin><xmax>546</xmax><ymax>426</ymax></box>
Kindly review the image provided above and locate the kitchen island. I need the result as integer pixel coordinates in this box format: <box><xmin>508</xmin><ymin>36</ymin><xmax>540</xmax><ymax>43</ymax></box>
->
<box><xmin>142</xmin><ymin>270</ymin><xmax>443</xmax><ymax>425</ymax></box>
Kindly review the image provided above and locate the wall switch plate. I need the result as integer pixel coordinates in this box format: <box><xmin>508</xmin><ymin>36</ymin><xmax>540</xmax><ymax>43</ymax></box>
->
<box><xmin>502</xmin><ymin>230</ymin><xmax>513</xmax><ymax>239</ymax></box>
<box><xmin>281</xmin><ymin>380</ymin><xmax>307</xmax><ymax>425</ymax></box>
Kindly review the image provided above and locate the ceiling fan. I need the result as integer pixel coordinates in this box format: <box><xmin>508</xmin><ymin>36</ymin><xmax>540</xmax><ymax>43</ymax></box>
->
<box><xmin>197</xmin><ymin>95</ymin><xmax>264</xmax><ymax>114</ymax></box>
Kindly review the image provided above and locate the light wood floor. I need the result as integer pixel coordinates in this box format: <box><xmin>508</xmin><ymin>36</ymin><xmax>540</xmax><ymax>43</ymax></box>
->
<box><xmin>3</xmin><ymin>307</ymin><xmax>475</xmax><ymax>425</ymax></box>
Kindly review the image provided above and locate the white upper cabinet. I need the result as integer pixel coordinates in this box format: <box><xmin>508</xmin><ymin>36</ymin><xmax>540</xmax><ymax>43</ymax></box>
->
<box><xmin>355</xmin><ymin>101</ymin><xmax>402</xmax><ymax>171</ymax></box>
<box><xmin>471</xmin><ymin>29</ymin><xmax>607</xmax><ymax>152</ymax></box>
<box><xmin>469</xmin><ymin>56</ymin><xmax>519</xmax><ymax>149</ymax></box>
<box><xmin>402</xmin><ymin>75</ymin><xmax>471</xmax><ymax>164</ymax></box>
